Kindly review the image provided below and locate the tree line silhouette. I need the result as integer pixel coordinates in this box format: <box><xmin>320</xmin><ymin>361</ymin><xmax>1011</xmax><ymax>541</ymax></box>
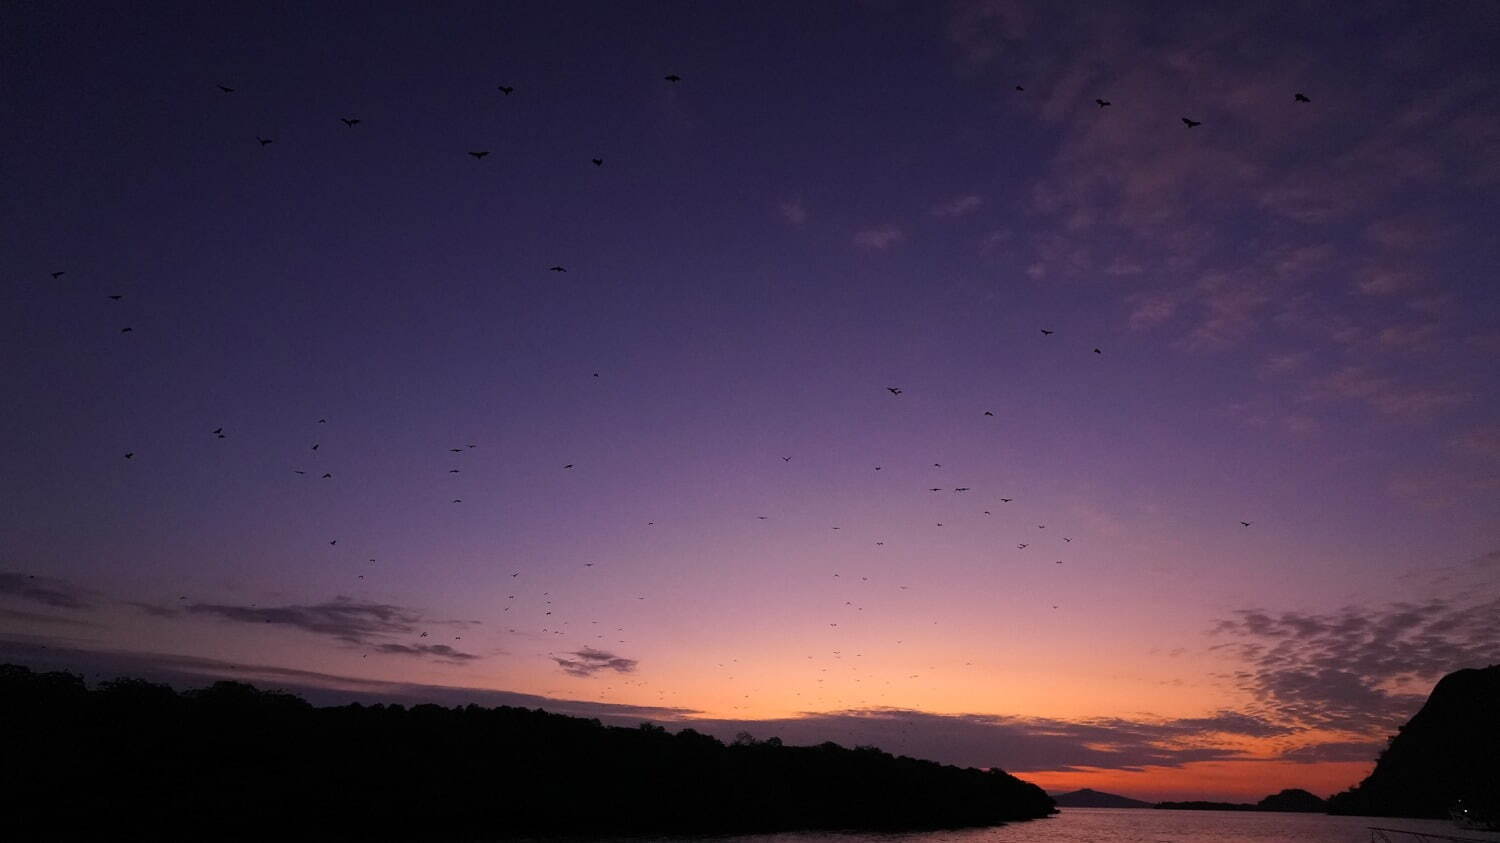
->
<box><xmin>1</xmin><ymin>664</ymin><xmax>1055</xmax><ymax>838</ymax></box>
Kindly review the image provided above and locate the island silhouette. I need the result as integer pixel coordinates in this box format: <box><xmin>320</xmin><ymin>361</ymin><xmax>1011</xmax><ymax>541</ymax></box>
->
<box><xmin>1329</xmin><ymin>664</ymin><xmax>1499</xmax><ymax>822</ymax></box>
<box><xmin>0</xmin><ymin>664</ymin><xmax>1055</xmax><ymax>838</ymax></box>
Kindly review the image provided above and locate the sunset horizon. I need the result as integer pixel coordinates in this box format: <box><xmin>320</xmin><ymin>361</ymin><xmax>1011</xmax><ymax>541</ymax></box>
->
<box><xmin>4</xmin><ymin>0</ymin><xmax>1497</xmax><ymax>822</ymax></box>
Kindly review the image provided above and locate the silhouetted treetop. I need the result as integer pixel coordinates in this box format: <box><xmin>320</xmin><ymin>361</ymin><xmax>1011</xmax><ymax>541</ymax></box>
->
<box><xmin>0</xmin><ymin>664</ymin><xmax>1055</xmax><ymax>839</ymax></box>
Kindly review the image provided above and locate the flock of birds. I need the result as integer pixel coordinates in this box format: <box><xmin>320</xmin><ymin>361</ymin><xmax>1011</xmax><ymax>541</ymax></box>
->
<box><xmin>36</xmin><ymin>68</ymin><xmax>1287</xmax><ymax>716</ymax></box>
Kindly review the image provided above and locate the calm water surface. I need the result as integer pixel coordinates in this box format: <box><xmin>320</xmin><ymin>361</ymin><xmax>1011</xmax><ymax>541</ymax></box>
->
<box><xmin>691</xmin><ymin>809</ymin><xmax>1500</xmax><ymax>843</ymax></box>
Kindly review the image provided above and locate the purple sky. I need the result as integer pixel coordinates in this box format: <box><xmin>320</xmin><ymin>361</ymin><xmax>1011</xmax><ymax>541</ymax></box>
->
<box><xmin>3</xmin><ymin>0</ymin><xmax>1498</xmax><ymax>800</ymax></box>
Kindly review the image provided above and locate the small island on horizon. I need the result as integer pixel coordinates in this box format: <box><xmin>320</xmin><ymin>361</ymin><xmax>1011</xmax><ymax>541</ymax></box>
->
<box><xmin>1051</xmin><ymin>787</ymin><xmax>1325</xmax><ymax>813</ymax></box>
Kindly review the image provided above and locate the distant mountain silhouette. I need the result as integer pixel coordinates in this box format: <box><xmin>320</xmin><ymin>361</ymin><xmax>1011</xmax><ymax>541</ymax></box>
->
<box><xmin>1152</xmin><ymin>789</ymin><xmax>1325</xmax><ymax>813</ymax></box>
<box><xmin>0</xmin><ymin>664</ymin><xmax>1056</xmax><ymax>838</ymax></box>
<box><xmin>1328</xmin><ymin>664</ymin><xmax>1500</xmax><ymax>820</ymax></box>
<box><xmin>1052</xmin><ymin>788</ymin><xmax>1153</xmax><ymax>808</ymax></box>
<box><xmin>1257</xmin><ymin>788</ymin><xmax>1327</xmax><ymax>812</ymax></box>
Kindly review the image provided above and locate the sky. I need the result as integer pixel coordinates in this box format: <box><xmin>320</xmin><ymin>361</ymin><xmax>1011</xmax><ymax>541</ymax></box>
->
<box><xmin>3</xmin><ymin>0</ymin><xmax>1499</xmax><ymax>802</ymax></box>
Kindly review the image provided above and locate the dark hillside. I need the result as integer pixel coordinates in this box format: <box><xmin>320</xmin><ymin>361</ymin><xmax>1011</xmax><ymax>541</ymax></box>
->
<box><xmin>1328</xmin><ymin>665</ymin><xmax>1500</xmax><ymax>819</ymax></box>
<box><xmin>0</xmin><ymin>664</ymin><xmax>1055</xmax><ymax>839</ymax></box>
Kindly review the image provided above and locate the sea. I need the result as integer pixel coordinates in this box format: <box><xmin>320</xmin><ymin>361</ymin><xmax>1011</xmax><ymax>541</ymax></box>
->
<box><xmin>679</xmin><ymin>808</ymin><xmax>1500</xmax><ymax>843</ymax></box>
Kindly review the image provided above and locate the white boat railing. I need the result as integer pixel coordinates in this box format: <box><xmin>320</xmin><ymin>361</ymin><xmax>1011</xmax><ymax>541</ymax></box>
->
<box><xmin>1369</xmin><ymin>827</ymin><xmax>1496</xmax><ymax>843</ymax></box>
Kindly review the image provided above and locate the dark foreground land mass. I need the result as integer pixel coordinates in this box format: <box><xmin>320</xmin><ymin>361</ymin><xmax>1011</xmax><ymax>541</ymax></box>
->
<box><xmin>0</xmin><ymin>664</ymin><xmax>1055</xmax><ymax>839</ymax></box>
<box><xmin>1328</xmin><ymin>664</ymin><xmax>1500</xmax><ymax>820</ymax></box>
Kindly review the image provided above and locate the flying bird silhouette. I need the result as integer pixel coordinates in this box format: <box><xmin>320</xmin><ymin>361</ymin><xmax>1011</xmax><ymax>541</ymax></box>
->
<box><xmin>108</xmin><ymin>295</ymin><xmax>122</xmax><ymax>300</ymax></box>
<box><xmin>1018</xmin><ymin>543</ymin><xmax>1028</xmax><ymax>549</ymax></box>
<box><xmin>216</xmin><ymin>84</ymin><xmax>234</xmax><ymax>93</ymax></box>
<box><xmin>256</xmin><ymin>136</ymin><xmax>273</xmax><ymax>146</ymax></box>
<box><xmin>1015</xmin><ymin>85</ymin><xmax>1025</xmax><ymax>91</ymax></box>
<box><xmin>1040</xmin><ymin>329</ymin><xmax>1054</xmax><ymax>335</ymax></box>
<box><xmin>563</xmin><ymin>464</ymin><xmax>574</xmax><ymax>469</ymax></box>
<box><xmin>124</xmin><ymin>452</ymin><xmax>134</xmax><ymax>459</ymax></box>
<box><xmin>468</xmin><ymin>151</ymin><xmax>489</xmax><ymax>159</ymax></box>
<box><xmin>1241</xmin><ymin>521</ymin><xmax>1252</xmax><ymax>527</ymax></box>
<box><xmin>120</xmin><ymin>327</ymin><xmax>133</xmax><ymax>333</ymax></box>
<box><xmin>549</xmin><ymin>266</ymin><xmax>567</xmax><ymax>272</ymax></box>
<box><xmin>1294</xmin><ymin>93</ymin><xmax>1310</xmax><ymax>103</ymax></box>
<box><xmin>984</xmin><ymin>411</ymin><xmax>994</xmax><ymax>416</ymax></box>
<box><xmin>782</xmin><ymin>456</ymin><xmax>791</xmax><ymax>462</ymax></box>
<box><xmin>497</xmin><ymin>85</ymin><xmax>514</xmax><ymax>95</ymax></box>
<box><xmin>1094</xmin><ymin>347</ymin><xmax>1102</xmax><ymax>354</ymax></box>
<box><xmin>340</xmin><ymin>117</ymin><xmax>361</xmax><ymax>127</ymax></box>
<box><xmin>50</xmin><ymin>271</ymin><xmax>65</xmax><ymax>279</ymax></box>
<box><xmin>321</xmin><ymin>473</ymin><xmax>332</xmax><ymax>479</ymax></box>
<box><xmin>664</xmin><ymin>74</ymin><xmax>682</xmax><ymax>82</ymax></box>
<box><xmin>1000</xmin><ymin>498</ymin><xmax>1013</xmax><ymax>503</ymax></box>
<box><xmin>1095</xmin><ymin>98</ymin><xmax>1111</xmax><ymax>108</ymax></box>
<box><xmin>591</xmin><ymin>158</ymin><xmax>603</xmax><ymax>167</ymax></box>
<box><xmin>887</xmin><ymin>387</ymin><xmax>902</xmax><ymax>395</ymax></box>
<box><xmin>1182</xmin><ymin>117</ymin><xmax>1201</xmax><ymax>128</ymax></box>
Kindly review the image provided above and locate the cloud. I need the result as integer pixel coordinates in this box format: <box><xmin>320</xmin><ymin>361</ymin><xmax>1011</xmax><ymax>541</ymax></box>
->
<box><xmin>852</xmin><ymin>224</ymin><xmax>904</xmax><ymax>250</ymax></box>
<box><xmin>1128</xmin><ymin>293</ymin><xmax>1177</xmax><ymax>330</ymax></box>
<box><xmin>1356</xmin><ymin>266</ymin><xmax>1420</xmax><ymax>296</ymax></box>
<box><xmin>1276</xmin><ymin>740</ymin><xmax>1388</xmax><ymax>764</ymax></box>
<box><xmin>0</xmin><ymin>572</ymin><xmax>91</xmax><ymax>610</ymax></box>
<box><xmin>552</xmin><ymin>647</ymin><xmax>638</xmax><ymax>677</ymax></box>
<box><xmin>777</xmin><ymin>199</ymin><xmax>807</xmax><ymax>226</ymax></box>
<box><xmin>1209</xmin><ymin>596</ymin><xmax>1500</xmax><ymax>734</ymax></box>
<box><xmin>1385</xmin><ymin>469</ymin><xmax>1500</xmax><ymax>510</ymax></box>
<box><xmin>680</xmin><ymin>707</ymin><xmax>1288</xmax><ymax>774</ymax></box>
<box><xmin>372</xmin><ymin>643</ymin><xmax>478</xmax><ymax>663</ymax></box>
<box><xmin>1376</xmin><ymin>322</ymin><xmax>1438</xmax><ymax>350</ymax></box>
<box><xmin>931</xmin><ymin>194</ymin><xmax>983</xmax><ymax>218</ymax></box>
<box><xmin>1451</xmin><ymin>426</ymin><xmax>1500</xmax><ymax>460</ymax></box>
<box><xmin>1306</xmin><ymin>366</ymin><xmax>1469</xmax><ymax>421</ymax></box>
<box><xmin>126</xmin><ymin>602</ymin><xmax>180</xmax><ymax>618</ymax></box>
<box><xmin>0</xmin><ymin>638</ymin><xmax>691</xmax><ymax>723</ymax></box>
<box><xmin>947</xmin><ymin>0</ymin><xmax>1031</xmax><ymax>66</ymax></box>
<box><xmin>1258</xmin><ymin>352</ymin><xmax>1309</xmax><ymax>378</ymax></box>
<box><xmin>188</xmin><ymin>598</ymin><xmax>420</xmax><ymax>643</ymax></box>
<box><xmin>187</xmin><ymin>597</ymin><xmax>480</xmax><ymax>662</ymax></box>
<box><xmin>0</xmin><ymin>607</ymin><xmax>100</xmax><ymax>627</ymax></box>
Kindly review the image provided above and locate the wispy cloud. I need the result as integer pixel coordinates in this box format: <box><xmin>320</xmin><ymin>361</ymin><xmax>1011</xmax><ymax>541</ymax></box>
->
<box><xmin>777</xmin><ymin>198</ymin><xmax>808</xmax><ymax>226</ymax></box>
<box><xmin>852</xmin><ymin>224</ymin><xmax>904</xmax><ymax>250</ymax></box>
<box><xmin>552</xmin><ymin>646</ymin><xmax>638</xmax><ymax>677</ymax></box>
<box><xmin>373</xmin><ymin>643</ymin><xmax>477</xmax><ymax>663</ymax></box>
<box><xmin>187</xmin><ymin>598</ymin><xmax>480</xmax><ymax>663</ymax></box>
<box><xmin>931</xmin><ymin>194</ymin><xmax>984</xmax><ymax>218</ymax></box>
<box><xmin>0</xmin><ymin>572</ymin><xmax>91</xmax><ymax>610</ymax></box>
<box><xmin>1305</xmin><ymin>366</ymin><xmax>1469</xmax><ymax>421</ymax></box>
<box><xmin>1450</xmin><ymin>426</ymin><xmax>1500</xmax><ymax>460</ymax></box>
